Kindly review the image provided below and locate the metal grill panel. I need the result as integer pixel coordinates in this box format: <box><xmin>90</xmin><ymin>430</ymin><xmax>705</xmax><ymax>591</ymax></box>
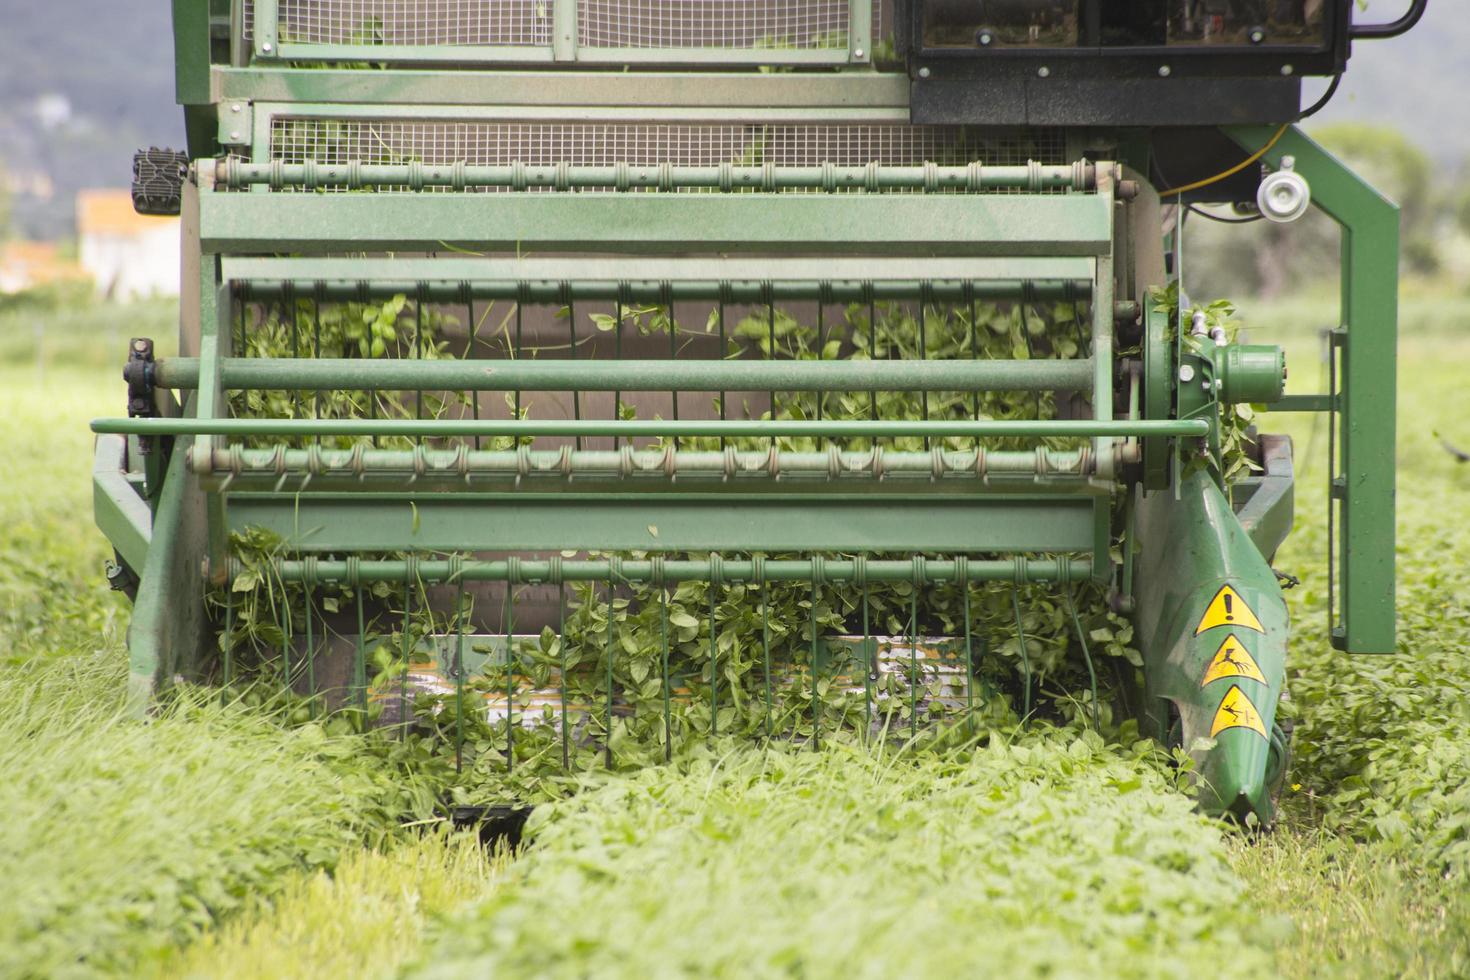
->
<box><xmin>579</xmin><ymin>0</ymin><xmax>847</xmax><ymax>50</ymax></box>
<box><xmin>276</xmin><ymin>0</ymin><xmax>551</xmax><ymax>46</ymax></box>
<box><xmin>243</xmin><ymin>0</ymin><xmax>892</xmax><ymax>49</ymax></box>
<box><xmin>268</xmin><ymin>119</ymin><xmax>1067</xmax><ymax>174</ymax></box>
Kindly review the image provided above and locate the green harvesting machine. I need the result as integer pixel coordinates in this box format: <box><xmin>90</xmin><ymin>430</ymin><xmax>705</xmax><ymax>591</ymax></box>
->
<box><xmin>94</xmin><ymin>0</ymin><xmax>1425</xmax><ymax>823</ymax></box>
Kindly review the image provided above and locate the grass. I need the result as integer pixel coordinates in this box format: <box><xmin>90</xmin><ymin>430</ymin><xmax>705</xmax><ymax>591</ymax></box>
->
<box><xmin>1</xmin><ymin>295</ymin><xmax>1469</xmax><ymax>976</ymax></box>
<box><xmin>153</xmin><ymin>835</ymin><xmax>503</xmax><ymax>980</ymax></box>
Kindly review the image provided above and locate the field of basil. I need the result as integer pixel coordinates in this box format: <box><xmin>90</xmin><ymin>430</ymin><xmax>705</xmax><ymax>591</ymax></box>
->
<box><xmin>0</xmin><ymin>291</ymin><xmax>1465</xmax><ymax>978</ymax></box>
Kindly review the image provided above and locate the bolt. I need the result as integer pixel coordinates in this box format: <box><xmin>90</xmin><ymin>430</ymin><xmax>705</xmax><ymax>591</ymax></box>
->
<box><xmin>231</xmin><ymin>103</ymin><xmax>242</xmax><ymax>113</ymax></box>
<box><xmin>1179</xmin><ymin>364</ymin><xmax>1196</xmax><ymax>383</ymax></box>
<box><xmin>1249</xmin><ymin>27</ymin><xmax>1266</xmax><ymax>44</ymax></box>
<box><xmin>1158</xmin><ymin>65</ymin><xmax>1172</xmax><ymax>77</ymax></box>
<box><xmin>1281</xmin><ymin>64</ymin><xmax>1294</xmax><ymax>76</ymax></box>
<box><xmin>918</xmin><ymin>66</ymin><xmax>931</xmax><ymax>79</ymax></box>
<box><xmin>978</xmin><ymin>30</ymin><xmax>993</xmax><ymax>46</ymax></box>
<box><xmin>1038</xmin><ymin>66</ymin><xmax>1051</xmax><ymax>78</ymax></box>
<box><xmin>230</xmin><ymin>130</ymin><xmax>241</xmax><ymax>141</ymax></box>
<box><xmin>853</xmin><ymin>48</ymin><xmax>864</xmax><ymax>58</ymax></box>
<box><xmin>262</xmin><ymin>42</ymin><xmax>273</xmax><ymax>53</ymax></box>
<box><xmin>133</xmin><ymin>339</ymin><xmax>148</xmax><ymax>353</ymax></box>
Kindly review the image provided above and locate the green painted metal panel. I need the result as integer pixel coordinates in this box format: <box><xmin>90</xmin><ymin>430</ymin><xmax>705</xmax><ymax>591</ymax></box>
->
<box><xmin>92</xmin><ymin>435</ymin><xmax>152</xmax><ymax>573</ymax></box>
<box><xmin>225</xmin><ymin>494</ymin><xmax>1098</xmax><ymax>554</ymax></box>
<box><xmin>1133</xmin><ymin>469</ymin><xmax>1290</xmax><ymax>822</ymax></box>
<box><xmin>215</xmin><ymin>69</ymin><xmax>911</xmax><ymax>111</ymax></box>
<box><xmin>221</xmin><ymin>256</ymin><xmax>1096</xmax><ymax>294</ymax></box>
<box><xmin>197</xmin><ymin>192</ymin><xmax>1114</xmax><ymax>256</ymax></box>
<box><xmin>1229</xmin><ymin>125</ymin><xmax>1397</xmax><ymax>654</ymax></box>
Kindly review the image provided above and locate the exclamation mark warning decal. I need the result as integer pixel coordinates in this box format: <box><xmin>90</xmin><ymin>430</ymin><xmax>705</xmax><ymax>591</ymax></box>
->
<box><xmin>1195</xmin><ymin>585</ymin><xmax>1265</xmax><ymax>635</ymax></box>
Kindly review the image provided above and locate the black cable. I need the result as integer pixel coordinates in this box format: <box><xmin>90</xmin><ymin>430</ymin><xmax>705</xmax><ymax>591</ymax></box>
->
<box><xmin>1186</xmin><ymin>204</ymin><xmax>1264</xmax><ymax>225</ymax></box>
<box><xmin>1296</xmin><ymin>73</ymin><xmax>1342</xmax><ymax>121</ymax></box>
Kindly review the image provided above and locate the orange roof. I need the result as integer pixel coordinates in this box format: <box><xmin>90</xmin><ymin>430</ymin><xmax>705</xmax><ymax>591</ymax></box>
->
<box><xmin>76</xmin><ymin>189</ymin><xmax>178</xmax><ymax>236</ymax></box>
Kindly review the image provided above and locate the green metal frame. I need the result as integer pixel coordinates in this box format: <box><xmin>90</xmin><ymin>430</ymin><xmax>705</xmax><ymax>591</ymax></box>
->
<box><xmin>1230</xmin><ymin>125</ymin><xmax>1398</xmax><ymax>654</ymax></box>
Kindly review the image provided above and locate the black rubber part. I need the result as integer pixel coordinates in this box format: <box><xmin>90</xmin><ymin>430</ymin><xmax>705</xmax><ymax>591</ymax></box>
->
<box><xmin>132</xmin><ymin>148</ymin><xmax>190</xmax><ymax>216</ymax></box>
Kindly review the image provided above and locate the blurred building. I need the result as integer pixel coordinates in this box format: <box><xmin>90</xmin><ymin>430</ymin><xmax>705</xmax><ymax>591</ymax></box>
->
<box><xmin>76</xmin><ymin>189</ymin><xmax>180</xmax><ymax>300</ymax></box>
<box><xmin>0</xmin><ymin>241</ymin><xmax>84</xmax><ymax>293</ymax></box>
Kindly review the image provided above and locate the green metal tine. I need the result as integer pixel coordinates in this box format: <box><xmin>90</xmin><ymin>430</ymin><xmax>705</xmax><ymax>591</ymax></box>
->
<box><xmin>758</xmin><ymin>558</ymin><xmax>772</xmax><ymax>738</ymax></box>
<box><xmin>504</xmin><ymin>565</ymin><xmax>516</xmax><ymax>771</ymax></box>
<box><xmin>557</xmin><ymin>575</ymin><xmax>570</xmax><ymax>771</ymax></box>
<box><xmin>311</xmin><ymin>284</ymin><xmax>322</xmax><ymax>447</ymax></box>
<box><xmin>513</xmin><ymin>289</ymin><xmax>524</xmax><ymax>420</ymax></box>
<box><xmin>1020</xmin><ymin>293</ymin><xmax>1043</xmax><ymax>418</ymax></box>
<box><xmin>664</xmin><ymin>285</ymin><xmax>678</xmax><ymax>453</ymax></box>
<box><xmin>354</xmin><ymin>581</ymin><xmax>367</xmax><ymax>711</ymax></box>
<box><xmin>285</xmin><ymin>289</ymin><xmax>299</xmax><ymax>445</ymax></box>
<box><xmin>604</xmin><ymin>574</ymin><xmax>616</xmax><ymax>768</ymax></box>
<box><xmin>717</xmin><ymin>287</ymin><xmax>728</xmax><ymax>451</ymax></box>
<box><xmin>613</xmin><ymin>293</ymin><xmax>624</xmax><ymax>452</ymax></box>
<box><xmin>766</xmin><ymin>291</ymin><xmax>776</xmax><ymax>455</ymax></box>
<box><xmin>810</xmin><ymin>562</ymin><xmax>822</xmax><ymax>751</ymax></box>
<box><xmin>959</xmin><ymin>557</ymin><xmax>975</xmax><ymax>734</ymax></box>
<box><xmin>455</xmin><ymin>580</ymin><xmax>467</xmax><ymax>773</ymax></box>
<box><xmin>278</xmin><ymin>578</ymin><xmax>293</xmax><ymax>698</ymax></box>
<box><xmin>909</xmin><ymin>565</ymin><xmax>920</xmax><ymax>744</ymax></box>
<box><xmin>565</xmin><ymin>287</ymin><xmax>581</xmax><ymax>452</ymax></box>
<box><xmin>656</xmin><ymin>559</ymin><xmax>672</xmax><ymax>763</ymax></box>
<box><xmin>860</xmin><ymin>559</ymin><xmax>873</xmax><ymax>743</ymax></box>
<box><xmin>400</xmin><ymin>567</ymin><xmax>412</xmax><ymax>739</ymax></box>
<box><xmin>868</xmin><ymin>292</ymin><xmax>879</xmax><ymax>422</ymax></box>
<box><xmin>1063</xmin><ymin>590</ymin><xmax>1101</xmax><ymax>731</ymax></box>
<box><xmin>815</xmin><ymin>300</ymin><xmax>825</xmax><ymax>423</ymax></box>
<box><xmin>466</xmin><ymin>292</ymin><xmax>480</xmax><ymax>451</ymax></box>
<box><xmin>303</xmin><ymin>581</ymin><xmax>317</xmax><ymax>712</ymax></box>
<box><xmin>969</xmin><ymin>290</ymin><xmax>982</xmax><ymax>453</ymax></box>
<box><xmin>222</xmin><ymin>590</ymin><xmax>234</xmax><ymax>686</ymax></box>
<box><xmin>918</xmin><ymin>287</ymin><xmax>930</xmax><ymax>451</ymax></box>
<box><xmin>1011</xmin><ymin>587</ymin><xmax>1033</xmax><ymax>725</ymax></box>
<box><xmin>708</xmin><ymin>553</ymin><xmax>720</xmax><ymax>739</ymax></box>
<box><xmin>415</xmin><ymin>289</ymin><xmax>426</xmax><ymax>445</ymax></box>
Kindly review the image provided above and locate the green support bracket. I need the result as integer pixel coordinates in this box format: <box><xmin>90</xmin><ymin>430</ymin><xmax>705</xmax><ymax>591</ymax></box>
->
<box><xmin>1227</xmin><ymin>126</ymin><xmax>1398</xmax><ymax>654</ymax></box>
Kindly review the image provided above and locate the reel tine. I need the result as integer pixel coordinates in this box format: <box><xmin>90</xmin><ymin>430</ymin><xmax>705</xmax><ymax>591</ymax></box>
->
<box><xmin>566</xmin><ymin>292</ymin><xmax>580</xmax><ymax>452</ymax></box>
<box><xmin>810</xmin><ymin>571</ymin><xmax>821</xmax><ymax>752</ymax></box>
<box><xmin>222</xmin><ymin>589</ymin><xmax>234</xmax><ymax>687</ymax></box>
<box><xmin>861</xmin><ymin>572</ymin><xmax>872</xmax><ymax>744</ymax></box>
<box><xmin>604</xmin><ymin>576</ymin><xmax>615</xmax><ymax>769</ymax></box>
<box><xmin>1011</xmin><ymin>587</ymin><xmax>1033</xmax><ymax>726</ymax></box>
<box><xmin>717</xmin><ymin>294</ymin><xmax>727</xmax><ymax>451</ymax></box>
<box><xmin>761</xmin><ymin>580</ymin><xmax>773</xmax><ymax>739</ymax></box>
<box><xmin>1063</xmin><ymin>590</ymin><xmax>1101</xmax><ymax>731</ymax></box>
<box><xmin>909</xmin><ymin>580</ymin><xmax>920</xmax><ymax>745</ymax></box>
<box><xmin>961</xmin><ymin>559</ymin><xmax>975</xmax><ymax>735</ymax></box>
<box><xmin>558</xmin><ymin>579</ymin><xmax>570</xmax><ymax>772</ymax></box>
<box><xmin>612</xmin><ymin>296</ymin><xmax>623</xmax><ymax>452</ymax></box>
<box><xmin>400</xmin><ymin>569</ymin><xmax>413</xmax><ymax>740</ymax></box>
<box><xmin>304</xmin><ymin>583</ymin><xmax>316</xmax><ymax>714</ymax></box>
<box><xmin>277</xmin><ymin>579</ymin><xmax>292</xmax><ymax>701</ymax></box>
<box><xmin>707</xmin><ymin>567</ymin><xmax>719</xmax><ymax>739</ymax></box>
<box><xmin>469</xmin><ymin>295</ymin><xmax>481</xmax><ymax>452</ymax></box>
<box><xmin>455</xmin><ymin>581</ymin><xmax>467</xmax><ymax>773</ymax></box>
<box><xmin>659</xmin><ymin>579</ymin><xmax>672</xmax><ymax>764</ymax></box>
<box><xmin>354</xmin><ymin>588</ymin><xmax>367</xmax><ymax>712</ymax></box>
<box><xmin>918</xmin><ymin>296</ymin><xmax>930</xmax><ymax>451</ymax></box>
<box><xmin>505</xmin><ymin>572</ymin><xmax>517</xmax><ymax>772</ymax></box>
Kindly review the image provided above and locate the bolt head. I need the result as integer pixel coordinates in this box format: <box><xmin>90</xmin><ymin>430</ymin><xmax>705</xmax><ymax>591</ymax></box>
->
<box><xmin>1037</xmin><ymin>66</ymin><xmax>1051</xmax><ymax>78</ymax></box>
<box><xmin>853</xmin><ymin>48</ymin><xmax>865</xmax><ymax>58</ymax></box>
<box><xmin>1179</xmin><ymin>364</ymin><xmax>1196</xmax><ymax>383</ymax></box>
<box><xmin>1158</xmin><ymin>65</ymin><xmax>1172</xmax><ymax>77</ymax></box>
<box><xmin>262</xmin><ymin>42</ymin><xmax>273</xmax><ymax>53</ymax></box>
<box><xmin>230</xmin><ymin>130</ymin><xmax>241</xmax><ymax>141</ymax></box>
<box><xmin>231</xmin><ymin>103</ymin><xmax>242</xmax><ymax>113</ymax></box>
<box><xmin>1281</xmin><ymin>64</ymin><xmax>1294</xmax><ymax>76</ymax></box>
<box><xmin>918</xmin><ymin>66</ymin><xmax>931</xmax><ymax>79</ymax></box>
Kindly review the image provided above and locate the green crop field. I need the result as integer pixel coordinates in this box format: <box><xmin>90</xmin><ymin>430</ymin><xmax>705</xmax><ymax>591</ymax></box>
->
<box><xmin>1</xmin><ymin>292</ymin><xmax>1467</xmax><ymax>978</ymax></box>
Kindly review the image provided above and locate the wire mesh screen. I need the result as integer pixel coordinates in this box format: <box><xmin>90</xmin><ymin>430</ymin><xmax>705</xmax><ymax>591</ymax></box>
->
<box><xmin>268</xmin><ymin>118</ymin><xmax>1067</xmax><ymax>176</ymax></box>
<box><xmin>243</xmin><ymin>0</ymin><xmax>893</xmax><ymax>50</ymax></box>
<box><xmin>579</xmin><ymin>0</ymin><xmax>846</xmax><ymax>49</ymax></box>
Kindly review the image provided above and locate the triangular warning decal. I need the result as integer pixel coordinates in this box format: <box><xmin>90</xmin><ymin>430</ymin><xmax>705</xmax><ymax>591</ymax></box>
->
<box><xmin>1201</xmin><ymin>634</ymin><xmax>1267</xmax><ymax>687</ymax></box>
<box><xmin>1210</xmin><ymin>685</ymin><xmax>1268</xmax><ymax>739</ymax></box>
<box><xmin>1194</xmin><ymin>584</ymin><xmax>1264</xmax><ymax>635</ymax></box>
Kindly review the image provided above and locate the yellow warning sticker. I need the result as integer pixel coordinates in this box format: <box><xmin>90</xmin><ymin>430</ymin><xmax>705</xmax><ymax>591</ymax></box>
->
<box><xmin>1200</xmin><ymin>634</ymin><xmax>1268</xmax><ymax>687</ymax></box>
<box><xmin>1194</xmin><ymin>584</ymin><xmax>1264</xmax><ymax>635</ymax></box>
<box><xmin>1210</xmin><ymin>685</ymin><xmax>1268</xmax><ymax>739</ymax></box>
